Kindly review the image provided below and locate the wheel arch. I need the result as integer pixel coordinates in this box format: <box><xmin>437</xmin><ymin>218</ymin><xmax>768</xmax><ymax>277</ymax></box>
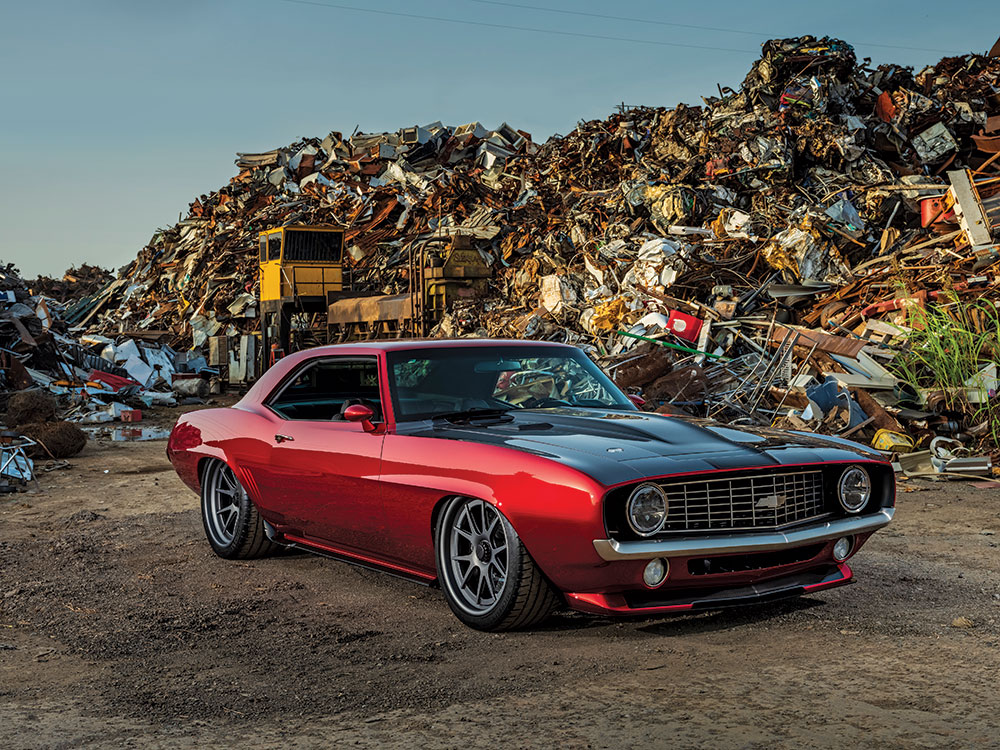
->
<box><xmin>195</xmin><ymin>453</ymin><xmax>236</xmax><ymax>490</ymax></box>
<box><xmin>432</xmin><ymin>493</ymin><xmax>564</xmax><ymax>628</ymax></box>
<box><xmin>430</xmin><ymin>492</ymin><xmax>505</xmax><ymax>548</ymax></box>
<box><xmin>422</xmin><ymin>466</ymin><xmax>605</xmax><ymax>591</ymax></box>
<box><xmin>429</xmin><ymin>494</ymin><xmax>454</xmax><ymax>548</ymax></box>
<box><xmin>429</xmin><ymin>493</ymin><xmax>556</xmax><ymax>586</ymax></box>
<box><xmin>197</xmin><ymin>455</ymin><xmax>215</xmax><ymax>486</ymax></box>
<box><xmin>197</xmin><ymin>450</ymin><xmax>279</xmax><ymax>560</ymax></box>
<box><xmin>197</xmin><ymin>454</ymin><xmax>267</xmax><ymax>510</ymax></box>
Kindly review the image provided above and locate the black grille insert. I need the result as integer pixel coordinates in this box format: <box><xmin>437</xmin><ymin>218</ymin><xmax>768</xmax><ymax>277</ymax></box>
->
<box><xmin>658</xmin><ymin>470</ymin><xmax>826</xmax><ymax>533</ymax></box>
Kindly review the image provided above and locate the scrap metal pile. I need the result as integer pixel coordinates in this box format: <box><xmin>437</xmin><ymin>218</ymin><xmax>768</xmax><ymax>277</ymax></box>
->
<box><xmin>28</xmin><ymin>265</ymin><xmax>114</xmax><ymax>305</ymax></box>
<box><xmin>0</xmin><ymin>264</ymin><xmax>179</xmax><ymax>468</ymax></box>
<box><xmin>12</xmin><ymin>35</ymin><xmax>1000</xmax><ymax>468</ymax></box>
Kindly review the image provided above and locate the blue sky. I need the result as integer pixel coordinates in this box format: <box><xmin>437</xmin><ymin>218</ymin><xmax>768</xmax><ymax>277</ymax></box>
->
<box><xmin>1</xmin><ymin>0</ymin><xmax>996</xmax><ymax>278</ymax></box>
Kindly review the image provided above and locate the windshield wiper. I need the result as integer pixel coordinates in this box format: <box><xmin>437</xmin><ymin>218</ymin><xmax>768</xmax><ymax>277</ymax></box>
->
<box><xmin>431</xmin><ymin>408</ymin><xmax>514</xmax><ymax>425</ymax></box>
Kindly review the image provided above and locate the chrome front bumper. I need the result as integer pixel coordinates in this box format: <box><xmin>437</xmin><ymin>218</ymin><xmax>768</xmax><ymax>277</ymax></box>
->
<box><xmin>592</xmin><ymin>508</ymin><xmax>895</xmax><ymax>561</ymax></box>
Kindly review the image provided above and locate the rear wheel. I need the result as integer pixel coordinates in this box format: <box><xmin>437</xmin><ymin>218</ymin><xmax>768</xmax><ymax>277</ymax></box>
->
<box><xmin>435</xmin><ymin>497</ymin><xmax>558</xmax><ymax>631</ymax></box>
<box><xmin>201</xmin><ymin>460</ymin><xmax>277</xmax><ymax>559</ymax></box>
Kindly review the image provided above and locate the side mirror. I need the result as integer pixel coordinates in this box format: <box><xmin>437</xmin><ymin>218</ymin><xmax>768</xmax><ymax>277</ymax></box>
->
<box><xmin>343</xmin><ymin>403</ymin><xmax>376</xmax><ymax>432</ymax></box>
<box><xmin>628</xmin><ymin>394</ymin><xmax>646</xmax><ymax>408</ymax></box>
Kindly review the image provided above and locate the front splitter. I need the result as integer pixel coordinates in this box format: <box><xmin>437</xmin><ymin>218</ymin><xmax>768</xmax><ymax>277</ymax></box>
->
<box><xmin>564</xmin><ymin>563</ymin><xmax>853</xmax><ymax>616</ymax></box>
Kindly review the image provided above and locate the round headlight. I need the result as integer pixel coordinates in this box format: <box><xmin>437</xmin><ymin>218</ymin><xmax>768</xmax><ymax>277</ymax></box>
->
<box><xmin>627</xmin><ymin>483</ymin><xmax>668</xmax><ymax>536</ymax></box>
<box><xmin>838</xmin><ymin>466</ymin><xmax>871</xmax><ymax>513</ymax></box>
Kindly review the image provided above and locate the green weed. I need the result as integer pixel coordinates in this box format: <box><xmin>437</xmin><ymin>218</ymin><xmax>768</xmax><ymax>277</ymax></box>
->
<box><xmin>888</xmin><ymin>297</ymin><xmax>1000</xmax><ymax>411</ymax></box>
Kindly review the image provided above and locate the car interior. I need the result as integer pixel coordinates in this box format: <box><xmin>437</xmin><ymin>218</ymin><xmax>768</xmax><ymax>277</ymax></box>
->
<box><xmin>267</xmin><ymin>358</ymin><xmax>383</xmax><ymax>421</ymax></box>
<box><xmin>390</xmin><ymin>352</ymin><xmax>624</xmax><ymax>420</ymax></box>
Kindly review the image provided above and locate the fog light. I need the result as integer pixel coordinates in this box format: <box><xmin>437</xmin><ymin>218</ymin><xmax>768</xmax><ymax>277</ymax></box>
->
<box><xmin>832</xmin><ymin>536</ymin><xmax>854</xmax><ymax>562</ymax></box>
<box><xmin>643</xmin><ymin>558</ymin><xmax>669</xmax><ymax>588</ymax></box>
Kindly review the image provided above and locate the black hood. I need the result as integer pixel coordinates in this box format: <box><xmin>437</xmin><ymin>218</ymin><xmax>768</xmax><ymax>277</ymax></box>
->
<box><xmin>400</xmin><ymin>407</ymin><xmax>884</xmax><ymax>487</ymax></box>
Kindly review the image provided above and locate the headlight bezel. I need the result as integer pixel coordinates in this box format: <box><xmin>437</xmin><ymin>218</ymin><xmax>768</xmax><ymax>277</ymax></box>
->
<box><xmin>626</xmin><ymin>482</ymin><xmax>668</xmax><ymax>537</ymax></box>
<box><xmin>838</xmin><ymin>465</ymin><xmax>872</xmax><ymax>513</ymax></box>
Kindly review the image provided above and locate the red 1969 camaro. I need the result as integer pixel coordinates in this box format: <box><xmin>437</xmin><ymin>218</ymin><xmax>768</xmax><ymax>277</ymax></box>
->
<box><xmin>167</xmin><ymin>339</ymin><xmax>894</xmax><ymax>631</ymax></box>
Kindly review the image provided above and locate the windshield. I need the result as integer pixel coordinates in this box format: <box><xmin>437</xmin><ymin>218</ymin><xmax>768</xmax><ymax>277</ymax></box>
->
<box><xmin>386</xmin><ymin>345</ymin><xmax>636</xmax><ymax>422</ymax></box>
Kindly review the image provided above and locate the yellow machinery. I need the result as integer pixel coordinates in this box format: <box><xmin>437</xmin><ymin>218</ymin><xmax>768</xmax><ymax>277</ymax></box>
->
<box><xmin>258</xmin><ymin>226</ymin><xmax>490</xmax><ymax>371</ymax></box>
<box><xmin>259</xmin><ymin>225</ymin><xmax>344</xmax><ymax>304</ymax></box>
<box><xmin>327</xmin><ymin>234</ymin><xmax>490</xmax><ymax>341</ymax></box>
<box><xmin>259</xmin><ymin>225</ymin><xmax>345</xmax><ymax>368</ymax></box>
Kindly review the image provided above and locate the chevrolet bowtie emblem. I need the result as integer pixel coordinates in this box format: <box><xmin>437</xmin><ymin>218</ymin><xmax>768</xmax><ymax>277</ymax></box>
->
<box><xmin>756</xmin><ymin>494</ymin><xmax>787</xmax><ymax>509</ymax></box>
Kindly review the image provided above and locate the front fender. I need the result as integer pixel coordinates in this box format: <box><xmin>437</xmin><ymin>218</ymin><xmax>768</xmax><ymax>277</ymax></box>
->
<box><xmin>379</xmin><ymin>434</ymin><xmax>608</xmax><ymax>587</ymax></box>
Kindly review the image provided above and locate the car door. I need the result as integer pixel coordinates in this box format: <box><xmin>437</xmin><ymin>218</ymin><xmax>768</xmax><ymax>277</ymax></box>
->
<box><xmin>252</xmin><ymin>355</ymin><xmax>387</xmax><ymax>554</ymax></box>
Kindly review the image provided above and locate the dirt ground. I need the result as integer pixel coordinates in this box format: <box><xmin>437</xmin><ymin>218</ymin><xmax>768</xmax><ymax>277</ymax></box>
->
<box><xmin>2</xmin><ymin>414</ymin><xmax>1000</xmax><ymax>749</ymax></box>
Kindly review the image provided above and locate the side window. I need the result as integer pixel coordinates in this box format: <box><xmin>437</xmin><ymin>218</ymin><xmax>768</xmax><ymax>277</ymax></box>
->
<box><xmin>267</xmin><ymin>358</ymin><xmax>382</xmax><ymax>422</ymax></box>
<box><xmin>259</xmin><ymin>236</ymin><xmax>266</xmax><ymax>263</ymax></box>
<box><xmin>268</xmin><ymin>233</ymin><xmax>281</xmax><ymax>261</ymax></box>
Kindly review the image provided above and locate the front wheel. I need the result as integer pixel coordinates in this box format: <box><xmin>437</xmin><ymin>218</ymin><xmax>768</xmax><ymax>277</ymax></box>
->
<box><xmin>435</xmin><ymin>497</ymin><xmax>558</xmax><ymax>631</ymax></box>
<box><xmin>201</xmin><ymin>460</ymin><xmax>277</xmax><ymax>559</ymax></box>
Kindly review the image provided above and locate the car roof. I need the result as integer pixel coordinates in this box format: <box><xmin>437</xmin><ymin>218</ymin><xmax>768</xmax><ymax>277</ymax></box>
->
<box><xmin>307</xmin><ymin>338</ymin><xmax>578</xmax><ymax>353</ymax></box>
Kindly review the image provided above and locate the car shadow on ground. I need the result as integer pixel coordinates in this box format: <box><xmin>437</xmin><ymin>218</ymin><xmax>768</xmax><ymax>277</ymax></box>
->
<box><xmin>268</xmin><ymin>551</ymin><xmax>827</xmax><ymax>637</ymax></box>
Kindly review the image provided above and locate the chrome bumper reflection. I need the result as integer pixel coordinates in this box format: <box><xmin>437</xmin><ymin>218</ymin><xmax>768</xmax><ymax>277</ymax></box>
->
<box><xmin>593</xmin><ymin>508</ymin><xmax>895</xmax><ymax>561</ymax></box>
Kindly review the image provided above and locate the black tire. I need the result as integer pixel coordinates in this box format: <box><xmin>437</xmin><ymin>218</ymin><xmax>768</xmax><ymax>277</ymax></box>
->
<box><xmin>435</xmin><ymin>496</ymin><xmax>558</xmax><ymax>631</ymax></box>
<box><xmin>200</xmin><ymin>459</ymin><xmax>277</xmax><ymax>560</ymax></box>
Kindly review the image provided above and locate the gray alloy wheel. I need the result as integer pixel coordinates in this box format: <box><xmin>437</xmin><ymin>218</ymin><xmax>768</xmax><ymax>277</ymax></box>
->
<box><xmin>200</xmin><ymin>460</ymin><xmax>277</xmax><ymax>560</ymax></box>
<box><xmin>446</xmin><ymin>498</ymin><xmax>509</xmax><ymax>615</ymax></box>
<box><xmin>435</xmin><ymin>496</ymin><xmax>558</xmax><ymax>631</ymax></box>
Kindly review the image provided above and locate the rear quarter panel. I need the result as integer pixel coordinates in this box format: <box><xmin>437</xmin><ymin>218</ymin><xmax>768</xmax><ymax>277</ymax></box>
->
<box><xmin>167</xmin><ymin>406</ymin><xmax>275</xmax><ymax>500</ymax></box>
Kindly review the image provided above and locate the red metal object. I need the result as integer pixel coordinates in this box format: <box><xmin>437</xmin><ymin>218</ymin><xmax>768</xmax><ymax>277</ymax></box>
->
<box><xmin>919</xmin><ymin>197</ymin><xmax>955</xmax><ymax>227</ymax></box>
<box><xmin>343</xmin><ymin>403</ymin><xmax>376</xmax><ymax>432</ymax></box>
<box><xmin>876</xmin><ymin>91</ymin><xmax>897</xmax><ymax>123</ymax></box>
<box><xmin>666</xmin><ymin>310</ymin><xmax>703</xmax><ymax>343</ymax></box>
<box><xmin>120</xmin><ymin>409</ymin><xmax>142</xmax><ymax>422</ymax></box>
<box><xmin>565</xmin><ymin>562</ymin><xmax>855</xmax><ymax>616</ymax></box>
<box><xmin>861</xmin><ymin>289</ymin><xmax>937</xmax><ymax>318</ymax></box>
<box><xmin>167</xmin><ymin>339</ymin><xmax>895</xmax><ymax>622</ymax></box>
<box><xmin>88</xmin><ymin>369</ymin><xmax>139</xmax><ymax>392</ymax></box>
<box><xmin>269</xmin><ymin>343</ymin><xmax>284</xmax><ymax>368</ymax></box>
<box><xmin>860</xmin><ymin>280</ymin><xmax>986</xmax><ymax>319</ymax></box>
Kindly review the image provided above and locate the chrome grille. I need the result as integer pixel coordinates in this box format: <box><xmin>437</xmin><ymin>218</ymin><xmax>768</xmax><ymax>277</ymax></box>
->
<box><xmin>659</xmin><ymin>470</ymin><xmax>825</xmax><ymax>532</ymax></box>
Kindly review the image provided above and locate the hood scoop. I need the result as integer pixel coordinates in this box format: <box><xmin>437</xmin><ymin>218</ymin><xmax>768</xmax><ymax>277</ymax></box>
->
<box><xmin>514</xmin><ymin>422</ymin><xmax>554</xmax><ymax>432</ymax></box>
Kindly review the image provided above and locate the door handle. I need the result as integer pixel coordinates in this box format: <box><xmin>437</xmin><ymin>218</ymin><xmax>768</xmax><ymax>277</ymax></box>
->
<box><xmin>274</xmin><ymin>434</ymin><xmax>294</xmax><ymax>443</ymax></box>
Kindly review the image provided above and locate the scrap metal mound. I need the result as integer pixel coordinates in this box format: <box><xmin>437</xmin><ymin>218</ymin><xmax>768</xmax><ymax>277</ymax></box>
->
<box><xmin>28</xmin><ymin>265</ymin><xmax>113</xmax><ymax>304</ymax></box>
<box><xmin>72</xmin><ymin>35</ymin><xmax>1000</xmax><ymax>348</ymax></box>
<box><xmin>7</xmin><ymin>34</ymin><xmax>1000</xmax><ymax>457</ymax></box>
